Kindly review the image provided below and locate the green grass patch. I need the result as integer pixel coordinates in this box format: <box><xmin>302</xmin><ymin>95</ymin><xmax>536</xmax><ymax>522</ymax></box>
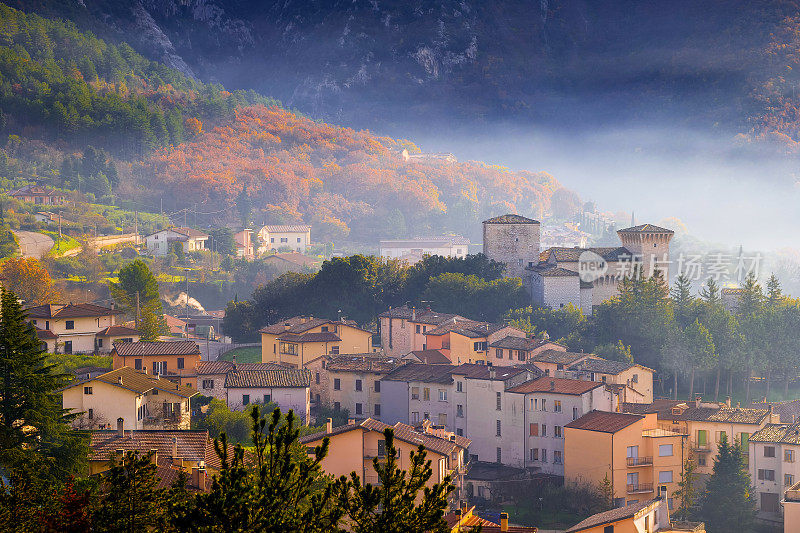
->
<box><xmin>219</xmin><ymin>346</ymin><xmax>261</xmax><ymax>363</ymax></box>
<box><xmin>45</xmin><ymin>353</ymin><xmax>112</xmax><ymax>377</ymax></box>
<box><xmin>41</xmin><ymin>230</ymin><xmax>81</xmax><ymax>257</ymax></box>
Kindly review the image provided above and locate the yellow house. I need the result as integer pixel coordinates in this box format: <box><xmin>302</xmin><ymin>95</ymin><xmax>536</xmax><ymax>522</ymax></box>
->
<box><xmin>785</xmin><ymin>481</ymin><xmax>800</xmax><ymax>533</ymax></box>
<box><xmin>565</xmin><ymin>410</ymin><xmax>687</xmax><ymax>509</ymax></box>
<box><xmin>299</xmin><ymin>418</ymin><xmax>470</xmax><ymax>496</ymax></box>
<box><xmin>26</xmin><ymin>303</ymin><xmax>125</xmax><ymax>354</ymax></box>
<box><xmin>444</xmin><ymin>503</ymin><xmax>539</xmax><ymax>532</ymax></box>
<box><xmin>61</xmin><ymin>366</ymin><xmax>196</xmax><ymax>431</ymax></box>
<box><xmin>260</xmin><ymin>316</ymin><xmax>374</xmax><ymax>367</ymax></box>
<box><xmin>112</xmin><ymin>340</ymin><xmax>202</xmax><ymax>386</ymax></box>
<box><xmin>565</xmin><ymin>496</ymin><xmax>705</xmax><ymax>533</ymax></box>
<box><xmin>530</xmin><ymin>349</ymin><xmax>595</xmax><ymax>377</ymax></box>
<box><xmin>567</xmin><ymin>359</ymin><xmax>655</xmax><ymax>404</ymax></box>
<box><xmin>424</xmin><ymin>319</ymin><xmax>525</xmax><ymax>365</ymax></box>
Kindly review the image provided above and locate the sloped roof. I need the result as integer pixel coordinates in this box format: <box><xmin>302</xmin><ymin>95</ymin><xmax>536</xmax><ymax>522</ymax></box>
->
<box><xmin>382</xmin><ymin>363</ymin><xmax>456</xmax><ymax>384</ymax></box>
<box><xmin>89</xmin><ymin>430</ymin><xmax>210</xmax><ymax>461</ymax></box>
<box><xmin>569</xmin><ymin>358</ymin><xmax>636</xmax><ymax>375</ymax></box>
<box><xmin>261</xmin><ymin>225</ymin><xmax>311</xmax><ymax>233</ymax></box>
<box><xmin>263</xmin><ymin>252</ymin><xmax>320</xmax><ymax>268</ymax></box>
<box><xmin>34</xmin><ymin>326</ymin><xmax>57</xmax><ymax>339</ymax></box>
<box><xmin>9</xmin><ymin>185</ymin><xmax>66</xmax><ymax>197</ymax></box>
<box><xmin>325</xmin><ymin>354</ymin><xmax>405</xmax><ymax>374</ymax></box>
<box><xmin>65</xmin><ymin>367</ymin><xmax>196</xmax><ymax>398</ymax></box>
<box><xmin>539</xmin><ymin>246</ymin><xmax>633</xmax><ymax>263</ymax></box>
<box><xmin>565</xmin><ymin>410</ymin><xmax>643</xmax><ymax>433</ymax></box>
<box><xmin>113</xmin><ymin>340</ymin><xmax>201</xmax><ymax>357</ymax></box>
<box><xmin>97</xmin><ymin>325</ymin><xmax>140</xmax><ymax>337</ymax></box>
<box><xmin>378</xmin><ymin>306</ymin><xmax>463</xmax><ymax>325</ymax></box>
<box><xmin>195</xmin><ymin>361</ymin><xmax>286</xmax><ymax>375</ymax></box>
<box><xmin>528</xmin><ymin>264</ymin><xmax>579</xmax><ymax>277</ymax></box>
<box><xmin>170</xmin><ymin>227</ymin><xmax>208</xmax><ymax>239</ymax></box>
<box><xmin>617</xmin><ymin>224</ymin><xmax>674</xmax><ymax>234</ymax></box>
<box><xmin>403</xmin><ymin>349</ymin><xmax>451</xmax><ymax>364</ymax></box>
<box><xmin>507</xmin><ymin>377</ymin><xmax>604</xmax><ymax>396</ymax></box>
<box><xmin>426</xmin><ymin>318</ymin><xmax>508</xmax><ymax>338</ymax></box>
<box><xmin>277</xmin><ymin>331</ymin><xmax>342</xmax><ymax>343</ymax></box>
<box><xmin>566</xmin><ymin>499</ymin><xmax>660</xmax><ymax>532</ymax></box>
<box><xmin>224</xmin><ymin>369</ymin><xmax>312</xmax><ymax>388</ymax></box>
<box><xmin>668</xmin><ymin>405</ymin><xmax>769</xmax><ymax>425</ymax></box>
<box><xmin>27</xmin><ymin>303</ymin><xmax>122</xmax><ymax>318</ymax></box>
<box><xmin>750</xmin><ymin>399</ymin><xmax>800</xmax><ymax>424</ymax></box>
<box><xmin>483</xmin><ymin>214</ymin><xmax>540</xmax><ymax>224</ymax></box>
<box><xmin>532</xmin><ymin>350</ymin><xmax>591</xmax><ymax>366</ymax></box>
<box><xmin>452</xmin><ymin>363</ymin><xmax>528</xmax><ymax>381</ymax></box>
<box><xmin>488</xmin><ymin>336</ymin><xmax>555</xmax><ymax>351</ymax></box>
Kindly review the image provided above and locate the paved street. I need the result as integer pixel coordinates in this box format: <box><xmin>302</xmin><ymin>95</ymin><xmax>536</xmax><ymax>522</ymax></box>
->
<box><xmin>13</xmin><ymin>230</ymin><xmax>54</xmax><ymax>258</ymax></box>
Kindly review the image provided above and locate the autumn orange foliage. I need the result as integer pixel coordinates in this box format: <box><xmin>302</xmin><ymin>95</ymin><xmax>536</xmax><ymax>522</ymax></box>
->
<box><xmin>2</xmin><ymin>257</ymin><xmax>60</xmax><ymax>306</ymax></box>
<box><xmin>138</xmin><ymin>106</ymin><xmax>560</xmax><ymax>240</ymax></box>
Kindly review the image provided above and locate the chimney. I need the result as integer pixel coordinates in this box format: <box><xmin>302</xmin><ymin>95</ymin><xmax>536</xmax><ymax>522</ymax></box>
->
<box><xmin>116</xmin><ymin>417</ymin><xmax>124</xmax><ymax>437</ymax></box>
<box><xmin>461</xmin><ymin>500</ymin><xmax>468</xmax><ymax>514</ymax></box>
<box><xmin>489</xmin><ymin>367</ymin><xmax>495</xmax><ymax>380</ymax></box>
<box><xmin>348</xmin><ymin>418</ymin><xmax>355</xmax><ymax>425</ymax></box>
<box><xmin>449</xmin><ymin>434</ymin><xmax>456</xmax><ymax>441</ymax></box>
<box><xmin>232</xmin><ymin>354</ymin><xmax>237</xmax><ymax>371</ymax></box>
<box><xmin>326</xmin><ymin>418</ymin><xmax>333</xmax><ymax>433</ymax></box>
<box><xmin>454</xmin><ymin>509</ymin><xmax>462</xmax><ymax>521</ymax></box>
<box><xmin>725</xmin><ymin>396</ymin><xmax>731</xmax><ymax>408</ymax></box>
<box><xmin>150</xmin><ymin>449</ymin><xmax>158</xmax><ymax>465</ymax></box>
<box><xmin>695</xmin><ymin>395</ymin><xmax>701</xmax><ymax>408</ymax></box>
<box><xmin>118</xmin><ymin>375</ymin><xmax>123</xmax><ymax>385</ymax></box>
<box><xmin>500</xmin><ymin>512</ymin><xmax>509</xmax><ymax>532</ymax></box>
<box><xmin>411</xmin><ymin>307</ymin><xmax>416</xmax><ymax>321</ymax></box>
<box><xmin>550</xmin><ymin>380</ymin><xmax>556</xmax><ymax>391</ymax></box>
<box><xmin>192</xmin><ymin>467</ymin><xmax>207</xmax><ymax>490</ymax></box>
<box><xmin>172</xmin><ymin>436</ymin><xmax>180</xmax><ymax>466</ymax></box>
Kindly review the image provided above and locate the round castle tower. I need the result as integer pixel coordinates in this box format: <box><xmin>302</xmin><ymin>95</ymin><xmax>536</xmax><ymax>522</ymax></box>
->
<box><xmin>617</xmin><ymin>224</ymin><xmax>675</xmax><ymax>279</ymax></box>
<box><xmin>482</xmin><ymin>214</ymin><xmax>541</xmax><ymax>279</ymax></box>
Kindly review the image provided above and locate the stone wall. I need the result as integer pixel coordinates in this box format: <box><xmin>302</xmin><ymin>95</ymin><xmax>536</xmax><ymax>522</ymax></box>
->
<box><xmin>483</xmin><ymin>222</ymin><xmax>540</xmax><ymax>279</ymax></box>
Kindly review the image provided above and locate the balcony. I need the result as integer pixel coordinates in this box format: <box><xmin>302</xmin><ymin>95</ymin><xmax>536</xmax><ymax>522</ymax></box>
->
<box><xmin>627</xmin><ymin>483</ymin><xmax>654</xmax><ymax>494</ymax></box>
<box><xmin>626</xmin><ymin>456</ymin><xmax>653</xmax><ymax>467</ymax></box>
<box><xmin>693</xmin><ymin>443</ymin><xmax>712</xmax><ymax>453</ymax></box>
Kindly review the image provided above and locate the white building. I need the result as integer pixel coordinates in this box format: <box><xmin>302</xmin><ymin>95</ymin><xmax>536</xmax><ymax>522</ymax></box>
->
<box><xmin>145</xmin><ymin>227</ymin><xmax>209</xmax><ymax>256</ymax></box>
<box><xmin>224</xmin><ymin>368</ymin><xmax>312</xmax><ymax>424</ymax></box>
<box><xmin>750</xmin><ymin>421</ymin><xmax>800</xmax><ymax>520</ymax></box>
<box><xmin>379</xmin><ymin>236</ymin><xmax>470</xmax><ymax>264</ymax></box>
<box><xmin>257</xmin><ymin>225</ymin><xmax>311</xmax><ymax>253</ymax></box>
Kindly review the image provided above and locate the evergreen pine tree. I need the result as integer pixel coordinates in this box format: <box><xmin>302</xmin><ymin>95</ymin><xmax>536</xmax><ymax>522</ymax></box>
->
<box><xmin>699</xmin><ymin>435</ymin><xmax>756</xmax><ymax>533</ymax></box>
<box><xmin>674</xmin><ymin>454</ymin><xmax>698</xmax><ymax>521</ymax></box>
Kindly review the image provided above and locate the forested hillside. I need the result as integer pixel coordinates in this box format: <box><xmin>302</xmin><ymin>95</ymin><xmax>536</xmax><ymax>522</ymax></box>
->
<box><xmin>0</xmin><ymin>4</ymin><xmax>561</xmax><ymax>239</ymax></box>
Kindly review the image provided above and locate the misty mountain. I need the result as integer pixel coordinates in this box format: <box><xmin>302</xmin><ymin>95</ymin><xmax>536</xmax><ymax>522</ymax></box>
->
<box><xmin>10</xmin><ymin>0</ymin><xmax>800</xmax><ymax>140</ymax></box>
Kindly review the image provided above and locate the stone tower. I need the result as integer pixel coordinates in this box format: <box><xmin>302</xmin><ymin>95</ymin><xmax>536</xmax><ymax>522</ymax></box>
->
<box><xmin>482</xmin><ymin>214</ymin><xmax>541</xmax><ymax>279</ymax></box>
<box><xmin>617</xmin><ymin>224</ymin><xmax>675</xmax><ymax>280</ymax></box>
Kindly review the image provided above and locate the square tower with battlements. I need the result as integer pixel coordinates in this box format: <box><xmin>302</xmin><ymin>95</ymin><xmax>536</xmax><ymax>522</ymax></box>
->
<box><xmin>616</xmin><ymin>224</ymin><xmax>675</xmax><ymax>280</ymax></box>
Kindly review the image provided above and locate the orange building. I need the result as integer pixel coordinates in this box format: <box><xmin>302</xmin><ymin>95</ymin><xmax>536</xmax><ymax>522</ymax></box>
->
<box><xmin>260</xmin><ymin>316</ymin><xmax>373</xmax><ymax>367</ymax></box>
<box><xmin>424</xmin><ymin>319</ymin><xmax>525</xmax><ymax>365</ymax></box>
<box><xmin>565</xmin><ymin>495</ymin><xmax>705</xmax><ymax>533</ymax></box>
<box><xmin>299</xmin><ymin>418</ymin><xmax>470</xmax><ymax>497</ymax></box>
<box><xmin>112</xmin><ymin>340</ymin><xmax>201</xmax><ymax>387</ymax></box>
<box><xmin>564</xmin><ymin>410</ymin><xmax>687</xmax><ymax>509</ymax></box>
<box><xmin>444</xmin><ymin>502</ymin><xmax>538</xmax><ymax>532</ymax></box>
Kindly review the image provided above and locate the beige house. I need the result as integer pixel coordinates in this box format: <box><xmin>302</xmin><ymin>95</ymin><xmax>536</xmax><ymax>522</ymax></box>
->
<box><xmin>565</xmin><ymin>495</ymin><xmax>705</xmax><ymax>533</ymax></box>
<box><xmin>145</xmin><ymin>227</ymin><xmax>209</xmax><ymax>256</ymax></box>
<box><xmin>224</xmin><ymin>367</ymin><xmax>312</xmax><ymax>424</ymax></box>
<box><xmin>786</xmin><ymin>481</ymin><xmax>800</xmax><ymax>533</ymax></box>
<box><xmin>257</xmin><ymin>224</ymin><xmax>311</xmax><ymax>253</ymax></box>
<box><xmin>530</xmin><ymin>349</ymin><xmax>594</xmax><ymax>377</ymax></box>
<box><xmin>9</xmin><ymin>184</ymin><xmax>67</xmax><ymax>205</ymax></box>
<box><xmin>749</xmin><ymin>421</ymin><xmax>800</xmax><ymax>520</ymax></box>
<box><xmin>194</xmin><ymin>360</ymin><xmax>286</xmax><ymax>400</ymax></box>
<box><xmin>62</xmin><ymin>367</ymin><xmax>196</xmax><ymax>431</ymax></box>
<box><xmin>567</xmin><ymin>358</ymin><xmax>656</xmax><ymax>404</ymax></box>
<box><xmin>377</xmin><ymin>306</ymin><xmax>464</xmax><ymax>357</ymax></box>
<box><xmin>27</xmin><ymin>303</ymin><xmax>126</xmax><ymax>354</ymax></box>
<box><xmin>234</xmin><ymin>229</ymin><xmax>254</xmax><ymax>259</ymax></box>
<box><xmin>304</xmin><ymin>353</ymin><xmax>406</xmax><ymax>419</ymax></box>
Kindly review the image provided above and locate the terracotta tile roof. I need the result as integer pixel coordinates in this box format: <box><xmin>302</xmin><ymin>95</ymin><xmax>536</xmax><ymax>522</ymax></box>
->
<box><xmin>264</xmin><ymin>252</ymin><xmax>320</xmax><ymax>268</ymax></box>
<box><xmin>539</xmin><ymin>246</ymin><xmax>632</xmax><ymax>263</ymax></box>
<box><xmin>261</xmin><ymin>224</ymin><xmax>311</xmax><ymax>233</ymax></box>
<box><xmin>381</xmin><ymin>363</ymin><xmax>456</xmax><ymax>384</ymax></box>
<box><xmin>483</xmin><ymin>214</ymin><xmax>539</xmax><ymax>225</ymax></box>
<box><xmin>507</xmin><ymin>377</ymin><xmax>604</xmax><ymax>396</ymax></box>
<box><xmin>426</xmin><ymin>319</ymin><xmax>508</xmax><ymax>338</ymax></box>
<box><xmin>617</xmin><ymin>224</ymin><xmax>674</xmax><ymax>234</ymax></box>
<box><xmin>403</xmin><ymin>349</ymin><xmax>451</xmax><ymax>364</ymax></box>
<box><xmin>488</xmin><ymin>336</ymin><xmax>552</xmax><ymax>351</ymax></box>
<box><xmin>9</xmin><ymin>185</ymin><xmax>66</xmax><ymax>198</ymax></box>
<box><xmin>325</xmin><ymin>354</ymin><xmax>405</xmax><ymax>374</ymax></box>
<box><xmin>96</xmin><ymin>325</ymin><xmax>140</xmax><ymax>337</ymax></box>
<box><xmin>154</xmin><ymin>464</ymin><xmax>211</xmax><ymax>492</ymax></box>
<box><xmin>89</xmin><ymin>430</ymin><xmax>211</xmax><ymax>461</ymax></box>
<box><xmin>26</xmin><ymin>303</ymin><xmax>122</xmax><ymax>318</ymax></box>
<box><xmin>622</xmin><ymin>400</ymin><xmax>686</xmax><ymax>416</ymax></box>
<box><xmin>452</xmin><ymin>363</ymin><xmax>529</xmax><ymax>381</ymax></box>
<box><xmin>751</xmin><ymin>423</ymin><xmax>800</xmax><ymax>444</ymax></box>
<box><xmin>195</xmin><ymin>361</ymin><xmax>286</xmax><ymax>375</ymax></box>
<box><xmin>529</xmin><ymin>265</ymin><xmax>579</xmax><ymax>277</ymax></box>
<box><xmin>259</xmin><ymin>316</ymin><xmax>335</xmax><ymax>335</ymax></box>
<box><xmin>276</xmin><ymin>331</ymin><xmax>341</xmax><ymax>343</ymax></box>
<box><xmin>668</xmin><ymin>405</ymin><xmax>769</xmax><ymax>425</ymax></box>
<box><xmin>750</xmin><ymin>399</ymin><xmax>800</xmax><ymax>424</ymax></box>
<box><xmin>377</xmin><ymin>306</ymin><xmax>463</xmax><ymax>325</ymax></box>
<box><xmin>65</xmin><ymin>367</ymin><xmax>196</xmax><ymax>398</ymax></box>
<box><xmin>34</xmin><ymin>326</ymin><xmax>57</xmax><ymax>339</ymax></box>
<box><xmin>565</xmin><ymin>410</ymin><xmax>643</xmax><ymax>433</ymax></box>
<box><xmin>532</xmin><ymin>350</ymin><xmax>591</xmax><ymax>366</ymax></box>
<box><xmin>146</xmin><ymin>227</ymin><xmax>208</xmax><ymax>239</ymax></box>
<box><xmin>569</xmin><ymin>358</ymin><xmax>636</xmax><ymax>375</ymax></box>
<box><xmin>566</xmin><ymin>499</ymin><xmax>661</xmax><ymax>532</ymax></box>
<box><xmin>113</xmin><ymin>340</ymin><xmax>201</xmax><ymax>357</ymax></box>
<box><xmin>224</xmin><ymin>369</ymin><xmax>312</xmax><ymax>388</ymax></box>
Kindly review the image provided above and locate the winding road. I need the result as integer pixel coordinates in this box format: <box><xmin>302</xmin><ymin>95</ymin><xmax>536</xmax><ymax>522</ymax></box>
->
<box><xmin>14</xmin><ymin>230</ymin><xmax>54</xmax><ymax>259</ymax></box>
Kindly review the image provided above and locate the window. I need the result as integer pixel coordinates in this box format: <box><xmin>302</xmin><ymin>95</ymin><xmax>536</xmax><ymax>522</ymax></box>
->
<box><xmin>65</xmin><ymin>320</ymin><xmax>75</xmax><ymax>330</ymax></box>
<box><xmin>741</xmin><ymin>433</ymin><xmax>751</xmax><ymax>453</ymax></box>
<box><xmin>279</xmin><ymin>342</ymin><xmax>298</xmax><ymax>355</ymax></box>
<box><xmin>375</xmin><ymin>404</ymin><xmax>381</xmax><ymax>416</ymax></box>
<box><xmin>377</xmin><ymin>439</ymin><xmax>386</xmax><ymax>457</ymax></box>
<box><xmin>659</xmin><ymin>470</ymin><xmax>673</xmax><ymax>483</ymax></box>
<box><xmin>496</xmin><ymin>447</ymin><xmax>502</xmax><ymax>463</ymax></box>
<box><xmin>496</xmin><ymin>348</ymin><xmax>503</xmax><ymax>359</ymax></box>
<box><xmin>355</xmin><ymin>379</ymin><xmax>363</xmax><ymax>391</ymax></box>
<box><xmin>424</xmin><ymin>412</ymin><xmax>430</xmax><ymax>420</ymax></box>
<box><xmin>84</xmin><ymin>386</ymin><xmax>93</xmax><ymax>395</ymax></box>
<box><xmin>334</xmin><ymin>402</ymin><xmax>341</xmax><ymax>411</ymax></box>
<box><xmin>573</xmin><ymin>407</ymin><xmax>578</xmax><ymax>420</ymax></box>
<box><xmin>334</xmin><ymin>378</ymin><xmax>341</xmax><ymax>390</ymax></box>
<box><xmin>438</xmin><ymin>413</ymin><xmax>447</xmax><ymax>425</ymax></box>
<box><xmin>457</xmin><ymin>404</ymin><xmax>464</xmax><ymax>418</ymax></box>
<box><xmin>297</xmin><ymin>237</ymin><xmax>301</xmax><ymax>243</ymax></box>
<box><xmin>355</xmin><ymin>403</ymin><xmax>363</xmax><ymax>415</ymax></box>
<box><xmin>374</xmin><ymin>381</ymin><xmax>381</xmax><ymax>393</ymax></box>
<box><xmin>321</xmin><ymin>326</ymin><xmax>329</xmax><ymax>332</ymax></box>
<box><xmin>135</xmin><ymin>359</ymin><xmax>142</xmax><ymax>370</ymax></box>
<box><xmin>263</xmin><ymin>394</ymin><xmax>271</xmax><ymax>404</ymax></box>
<box><xmin>530</xmin><ymin>448</ymin><xmax>539</xmax><ymax>461</ymax></box>
<box><xmin>698</xmin><ymin>455</ymin><xmax>706</xmax><ymax>466</ymax></box>
<box><xmin>697</xmin><ymin>430</ymin><xmax>708</xmax><ymax>446</ymax></box>
<box><xmin>659</xmin><ymin>444</ymin><xmax>674</xmax><ymax>457</ymax></box>
<box><xmin>280</xmin><ymin>237</ymin><xmax>288</xmax><ymax>243</ymax></box>
<box><xmin>242</xmin><ymin>395</ymin><xmax>250</xmax><ymax>406</ymax></box>
<box><xmin>88</xmin><ymin>408</ymin><xmax>93</xmax><ymax>419</ymax></box>
<box><xmin>151</xmin><ymin>389</ymin><xmax>158</xmax><ymax>395</ymax></box>
<box><xmin>496</xmin><ymin>420</ymin><xmax>502</xmax><ymax>436</ymax></box>
<box><xmin>541</xmin><ymin>425</ymin><xmax>547</xmax><ymax>437</ymax></box>
<box><xmin>64</xmin><ymin>341</ymin><xmax>73</xmax><ymax>354</ymax></box>
<box><xmin>456</xmin><ymin>428</ymin><xmax>464</xmax><ymax>436</ymax></box>
<box><xmin>411</xmin><ymin>387</ymin><xmax>420</xmax><ymax>400</ymax></box>
<box><xmin>496</xmin><ymin>392</ymin><xmax>502</xmax><ymax>411</ymax></box>
<box><xmin>330</xmin><ymin>346</ymin><xmax>339</xmax><ymax>355</ymax></box>
<box><xmin>603</xmin><ymin>526</ymin><xmax>613</xmax><ymax>533</ymax></box>
<box><xmin>554</xmin><ymin>451</ymin><xmax>563</xmax><ymax>464</ymax></box>
<box><xmin>786</xmin><ymin>450</ymin><xmax>795</xmax><ymax>463</ymax></box>
<box><xmin>270</xmin><ymin>237</ymin><xmax>275</xmax><ymax>243</ymax></box>
<box><xmin>97</xmin><ymin>338</ymin><xmax>103</xmax><ymax>348</ymax></box>
<box><xmin>542</xmin><ymin>449</ymin><xmax>547</xmax><ymax>462</ymax></box>
<box><xmin>177</xmin><ymin>357</ymin><xmax>184</xmax><ymax>369</ymax></box>
<box><xmin>438</xmin><ymin>389</ymin><xmax>447</xmax><ymax>401</ymax></box>
<box><xmin>412</xmin><ymin>412</ymin><xmax>419</xmax><ymax>423</ymax></box>
<box><xmin>202</xmin><ymin>379</ymin><xmax>214</xmax><ymax>389</ymax></box>
<box><xmin>541</xmin><ymin>399</ymin><xmax>547</xmax><ymax>411</ymax></box>
<box><xmin>765</xmin><ymin>446</ymin><xmax>776</xmax><ymax>458</ymax></box>
<box><xmin>423</xmin><ymin>388</ymin><xmax>430</xmax><ymax>401</ymax></box>
<box><xmin>518</xmin><ymin>351</ymin><xmax>526</xmax><ymax>361</ymax></box>
<box><xmin>474</xmin><ymin>341</ymin><xmax>487</xmax><ymax>352</ymax></box>
<box><xmin>315</xmin><ymin>373</ymin><xmax>320</xmax><ymax>384</ymax></box>
<box><xmin>456</xmin><ymin>381</ymin><xmax>463</xmax><ymax>392</ymax></box>
<box><xmin>787</xmin><ymin>474</ymin><xmax>795</xmax><ymax>486</ymax></box>
<box><xmin>554</xmin><ymin>400</ymin><xmax>562</xmax><ymax>412</ymax></box>
<box><xmin>530</xmin><ymin>423</ymin><xmax>539</xmax><ymax>436</ymax></box>
<box><xmin>554</xmin><ymin>426</ymin><xmax>563</xmax><ymax>438</ymax></box>
<box><xmin>716</xmin><ymin>430</ymin><xmax>727</xmax><ymax>443</ymax></box>
<box><xmin>758</xmin><ymin>469</ymin><xmax>776</xmax><ymax>481</ymax></box>
<box><xmin>416</xmin><ymin>325</ymin><xmax>421</xmax><ymax>333</ymax></box>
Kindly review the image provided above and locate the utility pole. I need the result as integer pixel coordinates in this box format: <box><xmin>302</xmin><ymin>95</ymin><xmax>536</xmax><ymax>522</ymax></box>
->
<box><xmin>135</xmin><ymin>291</ymin><xmax>140</xmax><ymax>330</ymax></box>
<box><xmin>185</xmin><ymin>268</ymin><xmax>190</xmax><ymax>320</ymax></box>
<box><xmin>160</xmin><ymin>197</ymin><xmax>163</xmax><ymax>219</ymax></box>
<box><xmin>57</xmin><ymin>210</ymin><xmax>62</xmax><ymax>251</ymax></box>
<box><xmin>184</xmin><ymin>208</ymin><xmax>187</xmax><ymax>228</ymax></box>
<box><xmin>134</xmin><ymin>210</ymin><xmax>138</xmax><ymax>237</ymax></box>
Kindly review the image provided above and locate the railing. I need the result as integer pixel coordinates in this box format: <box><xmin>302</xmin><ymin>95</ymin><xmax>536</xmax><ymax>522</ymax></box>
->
<box><xmin>693</xmin><ymin>443</ymin><xmax>712</xmax><ymax>452</ymax></box>
<box><xmin>626</xmin><ymin>456</ymin><xmax>653</xmax><ymax>466</ymax></box>
<box><xmin>627</xmin><ymin>483</ymin><xmax>654</xmax><ymax>494</ymax></box>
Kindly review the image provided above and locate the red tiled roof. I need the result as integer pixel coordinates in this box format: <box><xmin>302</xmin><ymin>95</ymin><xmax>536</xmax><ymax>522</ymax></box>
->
<box><xmin>34</xmin><ymin>326</ymin><xmax>57</xmax><ymax>339</ymax></box>
<box><xmin>27</xmin><ymin>303</ymin><xmax>122</xmax><ymax>318</ymax></box>
<box><xmin>325</xmin><ymin>353</ymin><xmax>405</xmax><ymax>374</ymax></box>
<box><xmin>96</xmin><ymin>325</ymin><xmax>140</xmax><ymax>337</ymax></box>
<box><xmin>89</xmin><ymin>430</ymin><xmax>211</xmax><ymax>461</ymax></box>
<box><xmin>195</xmin><ymin>360</ymin><xmax>286</xmax><ymax>375</ymax></box>
<box><xmin>65</xmin><ymin>367</ymin><xmax>196</xmax><ymax>398</ymax></box>
<box><xmin>276</xmin><ymin>331</ymin><xmax>341</xmax><ymax>343</ymax></box>
<box><xmin>507</xmin><ymin>377</ymin><xmax>604</xmax><ymax>396</ymax></box>
<box><xmin>113</xmin><ymin>340</ymin><xmax>200</xmax><ymax>357</ymax></box>
<box><xmin>261</xmin><ymin>224</ymin><xmax>311</xmax><ymax>233</ymax></box>
<box><xmin>224</xmin><ymin>369</ymin><xmax>312</xmax><ymax>388</ymax></box>
<box><xmin>404</xmin><ymin>349</ymin><xmax>451</xmax><ymax>364</ymax></box>
<box><xmin>566</xmin><ymin>499</ymin><xmax>661</xmax><ymax>532</ymax></box>
<box><xmin>565</xmin><ymin>410</ymin><xmax>643</xmax><ymax>433</ymax></box>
